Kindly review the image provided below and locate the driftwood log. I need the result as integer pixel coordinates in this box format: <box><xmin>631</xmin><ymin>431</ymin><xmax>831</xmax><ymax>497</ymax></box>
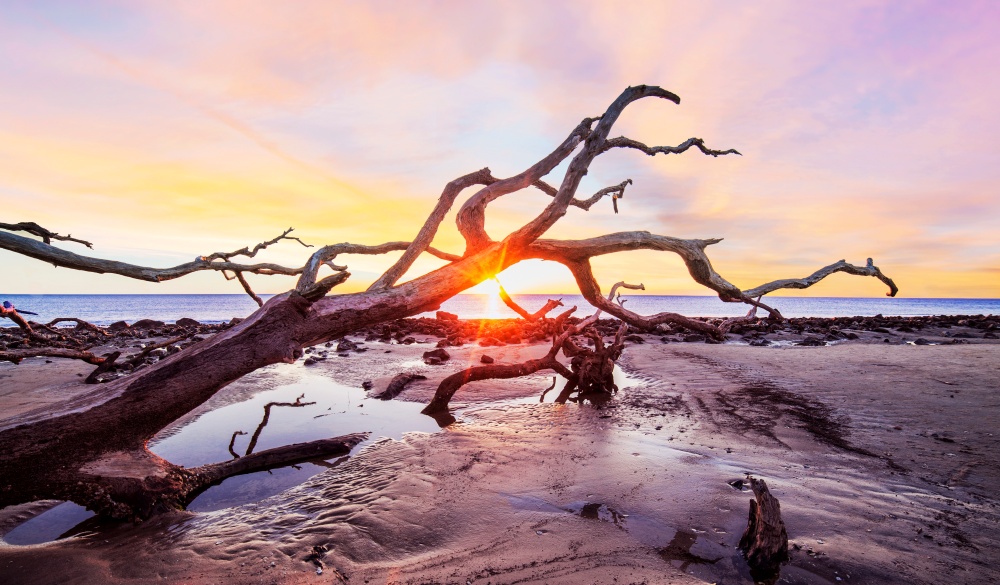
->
<box><xmin>738</xmin><ymin>477</ymin><xmax>789</xmax><ymax>577</ymax></box>
<box><xmin>0</xmin><ymin>85</ymin><xmax>898</xmax><ymax>520</ymax></box>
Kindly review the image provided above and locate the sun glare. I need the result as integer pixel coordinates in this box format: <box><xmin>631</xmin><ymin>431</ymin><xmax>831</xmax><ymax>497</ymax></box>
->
<box><xmin>483</xmin><ymin>277</ymin><xmax>506</xmax><ymax>319</ymax></box>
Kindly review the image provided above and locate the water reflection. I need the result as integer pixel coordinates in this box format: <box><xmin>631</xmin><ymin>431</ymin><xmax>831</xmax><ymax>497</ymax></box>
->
<box><xmin>2</xmin><ymin>502</ymin><xmax>95</xmax><ymax>546</ymax></box>
<box><xmin>149</xmin><ymin>373</ymin><xmax>440</xmax><ymax>512</ymax></box>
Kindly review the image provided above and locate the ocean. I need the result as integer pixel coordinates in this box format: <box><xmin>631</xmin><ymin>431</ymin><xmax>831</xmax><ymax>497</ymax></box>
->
<box><xmin>1</xmin><ymin>294</ymin><xmax>998</xmax><ymax>326</ymax></box>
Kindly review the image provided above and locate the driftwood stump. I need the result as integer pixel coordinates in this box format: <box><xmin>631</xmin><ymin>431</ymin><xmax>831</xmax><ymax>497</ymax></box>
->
<box><xmin>738</xmin><ymin>476</ymin><xmax>789</xmax><ymax>577</ymax></box>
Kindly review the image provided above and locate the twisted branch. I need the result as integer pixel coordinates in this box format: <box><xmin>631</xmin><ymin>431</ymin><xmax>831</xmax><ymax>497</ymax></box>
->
<box><xmin>602</xmin><ymin>136</ymin><xmax>742</xmax><ymax>158</ymax></box>
<box><xmin>199</xmin><ymin>227</ymin><xmax>311</xmax><ymax>262</ymax></box>
<box><xmin>0</xmin><ymin>221</ymin><xmax>94</xmax><ymax>248</ymax></box>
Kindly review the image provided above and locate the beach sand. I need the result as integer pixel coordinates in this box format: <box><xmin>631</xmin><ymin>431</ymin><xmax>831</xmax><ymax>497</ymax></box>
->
<box><xmin>1</xmin><ymin>333</ymin><xmax>998</xmax><ymax>584</ymax></box>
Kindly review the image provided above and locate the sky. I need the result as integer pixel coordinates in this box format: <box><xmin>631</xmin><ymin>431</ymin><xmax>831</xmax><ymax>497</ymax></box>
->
<box><xmin>1</xmin><ymin>0</ymin><xmax>998</xmax><ymax>298</ymax></box>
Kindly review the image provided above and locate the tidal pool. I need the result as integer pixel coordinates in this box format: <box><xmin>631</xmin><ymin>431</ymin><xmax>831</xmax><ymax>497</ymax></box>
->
<box><xmin>3</xmin><ymin>372</ymin><xmax>440</xmax><ymax>545</ymax></box>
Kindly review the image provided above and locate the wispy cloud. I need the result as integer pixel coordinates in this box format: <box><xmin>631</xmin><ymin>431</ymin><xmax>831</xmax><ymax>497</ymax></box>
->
<box><xmin>1</xmin><ymin>1</ymin><xmax>998</xmax><ymax>297</ymax></box>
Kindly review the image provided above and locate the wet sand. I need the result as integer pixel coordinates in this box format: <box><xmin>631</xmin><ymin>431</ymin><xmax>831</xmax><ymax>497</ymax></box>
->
<box><xmin>1</xmin><ymin>335</ymin><xmax>998</xmax><ymax>584</ymax></box>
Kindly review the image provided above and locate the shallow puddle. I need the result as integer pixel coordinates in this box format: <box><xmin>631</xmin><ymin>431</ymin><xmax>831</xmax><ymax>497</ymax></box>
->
<box><xmin>4</xmin><ymin>372</ymin><xmax>440</xmax><ymax>545</ymax></box>
<box><xmin>149</xmin><ymin>372</ymin><xmax>440</xmax><ymax>511</ymax></box>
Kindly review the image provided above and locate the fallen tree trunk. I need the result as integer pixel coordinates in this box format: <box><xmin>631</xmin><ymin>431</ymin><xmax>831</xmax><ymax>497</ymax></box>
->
<box><xmin>0</xmin><ymin>84</ymin><xmax>897</xmax><ymax>521</ymax></box>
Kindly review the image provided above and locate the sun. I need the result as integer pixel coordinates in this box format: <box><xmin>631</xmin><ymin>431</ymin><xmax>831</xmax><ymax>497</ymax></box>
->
<box><xmin>467</xmin><ymin>277</ymin><xmax>508</xmax><ymax>318</ymax></box>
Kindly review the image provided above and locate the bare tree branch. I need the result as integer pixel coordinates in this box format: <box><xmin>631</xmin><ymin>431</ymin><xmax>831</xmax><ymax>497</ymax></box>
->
<box><xmin>295</xmin><ymin>241</ymin><xmax>459</xmax><ymax>291</ymax></box>
<box><xmin>46</xmin><ymin>318</ymin><xmax>109</xmax><ymax>335</ymax></box>
<box><xmin>742</xmin><ymin>258</ymin><xmax>899</xmax><ymax>298</ymax></box>
<box><xmin>234</xmin><ymin>271</ymin><xmax>264</xmax><ymax>307</ymax></box>
<box><xmin>369</xmin><ymin>168</ymin><xmax>496</xmax><ymax>290</ymax></box>
<box><xmin>602</xmin><ymin>136</ymin><xmax>742</xmax><ymax>157</ymax></box>
<box><xmin>0</xmin><ymin>347</ymin><xmax>111</xmax><ymax>366</ymax></box>
<box><xmin>532</xmin><ymin>179</ymin><xmax>633</xmax><ymax>213</ymax></box>
<box><xmin>506</xmin><ymin>86</ymin><xmax>683</xmax><ymax>251</ymax></box>
<box><xmin>199</xmin><ymin>227</ymin><xmax>312</xmax><ymax>263</ymax></box>
<box><xmin>189</xmin><ymin>432</ymin><xmax>368</xmax><ymax>489</ymax></box>
<box><xmin>0</xmin><ymin>229</ymin><xmax>305</xmax><ymax>281</ymax></box>
<box><xmin>0</xmin><ymin>221</ymin><xmax>94</xmax><ymax>248</ymax></box>
<box><xmin>455</xmin><ymin>117</ymin><xmax>600</xmax><ymax>253</ymax></box>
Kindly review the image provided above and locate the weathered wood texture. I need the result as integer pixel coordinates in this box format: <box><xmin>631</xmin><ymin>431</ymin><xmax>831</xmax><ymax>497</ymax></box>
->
<box><xmin>738</xmin><ymin>477</ymin><xmax>789</xmax><ymax>576</ymax></box>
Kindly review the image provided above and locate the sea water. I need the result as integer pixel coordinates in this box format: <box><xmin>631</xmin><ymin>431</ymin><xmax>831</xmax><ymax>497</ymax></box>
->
<box><xmin>1</xmin><ymin>293</ymin><xmax>997</xmax><ymax>325</ymax></box>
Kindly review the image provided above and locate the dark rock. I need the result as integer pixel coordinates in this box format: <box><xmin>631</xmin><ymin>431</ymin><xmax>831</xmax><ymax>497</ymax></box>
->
<box><xmin>108</xmin><ymin>321</ymin><xmax>130</xmax><ymax>331</ymax></box>
<box><xmin>303</xmin><ymin>357</ymin><xmax>318</xmax><ymax>366</ymax></box>
<box><xmin>659</xmin><ymin>336</ymin><xmax>671</xmax><ymax>344</ymax></box>
<box><xmin>361</xmin><ymin>380</ymin><xmax>373</xmax><ymax>390</ymax></box>
<box><xmin>228</xmin><ymin>317</ymin><xmax>244</xmax><ymax>327</ymax></box>
<box><xmin>401</xmin><ymin>337</ymin><xmax>416</xmax><ymax>345</ymax></box>
<box><xmin>624</xmin><ymin>334</ymin><xmax>645</xmax><ymax>344</ymax></box>
<box><xmin>480</xmin><ymin>354</ymin><xmax>495</xmax><ymax>364</ymax></box>
<box><xmin>131</xmin><ymin>319</ymin><xmax>165</xmax><ymax>329</ymax></box>
<box><xmin>985</xmin><ymin>332</ymin><xmax>998</xmax><ymax>339</ymax></box>
<box><xmin>436</xmin><ymin>311</ymin><xmax>459</xmax><ymax>321</ymax></box>
<box><xmin>422</xmin><ymin>348</ymin><xmax>451</xmax><ymax>364</ymax></box>
<box><xmin>683</xmin><ymin>334</ymin><xmax>706</xmax><ymax>343</ymax></box>
<box><xmin>749</xmin><ymin>338</ymin><xmax>772</xmax><ymax>347</ymax></box>
<box><xmin>796</xmin><ymin>337</ymin><xmax>826</xmax><ymax>346</ymax></box>
<box><xmin>436</xmin><ymin>339</ymin><xmax>451</xmax><ymax>348</ymax></box>
<box><xmin>336</xmin><ymin>338</ymin><xmax>358</xmax><ymax>352</ymax></box>
<box><xmin>914</xmin><ymin>338</ymin><xmax>931</xmax><ymax>345</ymax></box>
<box><xmin>175</xmin><ymin>317</ymin><xmax>200</xmax><ymax>327</ymax></box>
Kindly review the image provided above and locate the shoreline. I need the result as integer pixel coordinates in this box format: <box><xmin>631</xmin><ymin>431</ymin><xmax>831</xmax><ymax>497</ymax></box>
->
<box><xmin>1</xmin><ymin>315</ymin><xmax>998</xmax><ymax>583</ymax></box>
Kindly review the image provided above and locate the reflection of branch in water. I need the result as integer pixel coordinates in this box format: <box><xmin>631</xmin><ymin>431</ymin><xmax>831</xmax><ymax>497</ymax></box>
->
<box><xmin>229</xmin><ymin>393</ymin><xmax>317</xmax><ymax>458</ymax></box>
<box><xmin>539</xmin><ymin>376</ymin><xmax>558</xmax><ymax>402</ymax></box>
<box><xmin>311</xmin><ymin>455</ymin><xmax>350</xmax><ymax>469</ymax></box>
<box><xmin>228</xmin><ymin>430</ymin><xmax>247</xmax><ymax>459</ymax></box>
